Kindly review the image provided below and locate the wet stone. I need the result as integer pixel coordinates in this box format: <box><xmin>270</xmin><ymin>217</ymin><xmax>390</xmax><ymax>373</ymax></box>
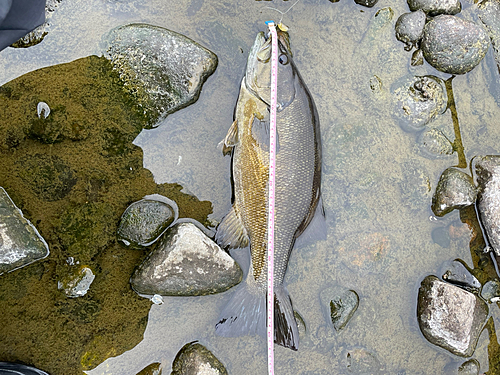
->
<box><xmin>417</xmin><ymin>275</ymin><xmax>488</xmax><ymax>357</ymax></box>
<box><xmin>395</xmin><ymin>10</ymin><xmax>426</xmax><ymax>50</ymax></box>
<box><xmin>444</xmin><ymin>359</ymin><xmax>480</xmax><ymax>375</ymax></box>
<box><xmin>57</xmin><ymin>266</ymin><xmax>95</xmax><ymax>298</ymax></box>
<box><xmin>478</xmin><ymin>0</ymin><xmax>500</xmax><ymax>69</ymax></box>
<box><xmin>411</xmin><ymin>49</ymin><xmax>424</xmax><ymax>66</ymax></box>
<box><xmin>475</xmin><ymin>156</ymin><xmax>500</xmax><ymax>256</ymax></box>
<box><xmin>345</xmin><ymin>348</ymin><xmax>383</xmax><ymax>374</ymax></box>
<box><xmin>417</xmin><ymin>128</ymin><xmax>453</xmax><ymax>159</ymax></box>
<box><xmin>117</xmin><ymin>194</ymin><xmax>177</xmax><ymax>249</ymax></box>
<box><xmin>0</xmin><ymin>362</ymin><xmax>49</xmax><ymax>375</ymax></box>
<box><xmin>130</xmin><ymin>222</ymin><xmax>242</xmax><ymax>296</ymax></box>
<box><xmin>171</xmin><ymin>341</ymin><xmax>228</xmax><ymax>375</ymax></box>
<box><xmin>481</xmin><ymin>279</ymin><xmax>500</xmax><ymax>302</ymax></box>
<box><xmin>407</xmin><ymin>0</ymin><xmax>461</xmax><ymax>16</ymax></box>
<box><xmin>136</xmin><ymin>362</ymin><xmax>162</xmax><ymax>375</ymax></box>
<box><xmin>354</xmin><ymin>0</ymin><xmax>379</xmax><ymax>7</ymax></box>
<box><xmin>320</xmin><ymin>287</ymin><xmax>359</xmax><ymax>331</ymax></box>
<box><xmin>431</xmin><ymin>168</ymin><xmax>477</xmax><ymax>217</ymax></box>
<box><xmin>441</xmin><ymin>259</ymin><xmax>481</xmax><ymax>292</ymax></box>
<box><xmin>101</xmin><ymin>23</ymin><xmax>218</xmax><ymax>127</ymax></box>
<box><xmin>392</xmin><ymin>75</ymin><xmax>447</xmax><ymax>131</ymax></box>
<box><xmin>0</xmin><ymin>187</ymin><xmax>49</xmax><ymax>275</ymax></box>
<box><xmin>421</xmin><ymin>15</ymin><xmax>489</xmax><ymax>75</ymax></box>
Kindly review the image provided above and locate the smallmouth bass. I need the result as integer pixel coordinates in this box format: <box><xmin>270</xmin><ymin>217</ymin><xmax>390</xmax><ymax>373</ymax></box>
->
<box><xmin>215</xmin><ymin>26</ymin><xmax>323</xmax><ymax>350</ymax></box>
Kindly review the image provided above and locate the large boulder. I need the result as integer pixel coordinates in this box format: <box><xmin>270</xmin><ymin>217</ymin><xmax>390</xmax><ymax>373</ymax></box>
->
<box><xmin>130</xmin><ymin>222</ymin><xmax>242</xmax><ymax>296</ymax></box>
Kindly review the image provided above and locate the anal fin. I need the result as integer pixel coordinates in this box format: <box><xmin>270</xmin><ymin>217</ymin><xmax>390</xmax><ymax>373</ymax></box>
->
<box><xmin>215</xmin><ymin>205</ymin><xmax>249</xmax><ymax>250</ymax></box>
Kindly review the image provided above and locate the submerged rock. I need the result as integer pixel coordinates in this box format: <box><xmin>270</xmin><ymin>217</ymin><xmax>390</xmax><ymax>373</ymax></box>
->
<box><xmin>117</xmin><ymin>194</ymin><xmax>177</xmax><ymax>249</ymax></box>
<box><xmin>407</xmin><ymin>0</ymin><xmax>461</xmax><ymax>16</ymax></box>
<box><xmin>320</xmin><ymin>287</ymin><xmax>359</xmax><ymax>331</ymax></box>
<box><xmin>58</xmin><ymin>266</ymin><xmax>95</xmax><ymax>298</ymax></box>
<box><xmin>444</xmin><ymin>359</ymin><xmax>480</xmax><ymax>375</ymax></box>
<box><xmin>0</xmin><ymin>362</ymin><xmax>49</xmax><ymax>375</ymax></box>
<box><xmin>421</xmin><ymin>15</ymin><xmax>489</xmax><ymax>75</ymax></box>
<box><xmin>0</xmin><ymin>187</ymin><xmax>49</xmax><ymax>275</ymax></box>
<box><xmin>130</xmin><ymin>222</ymin><xmax>242</xmax><ymax>296</ymax></box>
<box><xmin>441</xmin><ymin>259</ymin><xmax>481</xmax><ymax>292</ymax></box>
<box><xmin>431</xmin><ymin>168</ymin><xmax>477</xmax><ymax>217</ymax></box>
<box><xmin>411</xmin><ymin>49</ymin><xmax>424</xmax><ymax>66</ymax></box>
<box><xmin>481</xmin><ymin>279</ymin><xmax>500</xmax><ymax>302</ymax></box>
<box><xmin>417</xmin><ymin>275</ymin><xmax>488</xmax><ymax>357</ymax></box>
<box><xmin>395</xmin><ymin>10</ymin><xmax>426</xmax><ymax>50</ymax></box>
<box><xmin>345</xmin><ymin>348</ymin><xmax>383</xmax><ymax>374</ymax></box>
<box><xmin>101</xmin><ymin>23</ymin><xmax>218</xmax><ymax>127</ymax></box>
<box><xmin>475</xmin><ymin>156</ymin><xmax>500</xmax><ymax>256</ymax></box>
<box><xmin>392</xmin><ymin>75</ymin><xmax>447</xmax><ymax>131</ymax></box>
<box><xmin>417</xmin><ymin>128</ymin><xmax>454</xmax><ymax>159</ymax></box>
<box><xmin>478</xmin><ymin>0</ymin><xmax>500</xmax><ymax>68</ymax></box>
<box><xmin>171</xmin><ymin>341</ymin><xmax>228</xmax><ymax>375</ymax></box>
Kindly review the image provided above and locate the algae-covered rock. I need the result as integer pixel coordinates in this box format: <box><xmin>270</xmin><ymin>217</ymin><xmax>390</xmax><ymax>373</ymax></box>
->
<box><xmin>136</xmin><ymin>362</ymin><xmax>162</xmax><ymax>375</ymax></box>
<box><xmin>0</xmin><ymin>187</ymin><xmax>49</xmax><ymax>275</ymax></box>
<box><xmin>407</xmin><ymin>0</ymin><xmax>461</xmax><ymax>16</ymax></box>
<box><xmin>131</xmin><ymin>222</ymin><xmax>242</xmax><ymax>296</ymax></box>
<box><xmin>171</xmin><ymin>342</ymin><xmax>228</xmax><ymax>375</ymax></box>
<box><xmin>101</xmin><ymin>23</ymin><xmax>218</xmax><ymax>127</ymax></box>
<box><xmin>431</xmin><ymin>168</ymin><xmax>477</xmax><ymax>217</ymax></box>
<box><xmin>320</xmin><ymin>286</ymin><xmax>359</xmax><ymax>331</ymax></box>
<box><xmin>417</xmin><ymin>128</ymin><xmax>454</xmax><ymax>159</ymax></box>
<box><xmin>421</xmin><ymin>15</ymin><xmax>489</xmax><ymax>75</ymax></box>
<box><xmin>117</xmin><ymin>194</ymin><xmax>178</xmax><ymax>249</ymax></box>
<box><xmin>392</xmin><ymin>75</ymin><xmax>447</xmax><ymax>132</ymax></box>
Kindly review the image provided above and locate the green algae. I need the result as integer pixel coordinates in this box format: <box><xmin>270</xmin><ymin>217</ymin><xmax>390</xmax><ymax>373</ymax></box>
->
<box><xmin>0</xmin><ymin>55</ymin><xmax>213</xmax><ymax>375</ymax></box>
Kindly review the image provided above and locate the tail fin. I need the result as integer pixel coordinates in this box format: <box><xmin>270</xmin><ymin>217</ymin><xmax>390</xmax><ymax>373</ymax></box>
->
<box><xmin>215</xmin><ymin>283</ymin><xmax>299</xmax><ymax>350</ymax></box>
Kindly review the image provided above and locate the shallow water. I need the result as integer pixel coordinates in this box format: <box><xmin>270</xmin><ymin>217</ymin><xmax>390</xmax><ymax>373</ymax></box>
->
<box><xmin>1</xmin><ymin>0</ymin><xmax>500</xmax><ymax>374</ymax></box>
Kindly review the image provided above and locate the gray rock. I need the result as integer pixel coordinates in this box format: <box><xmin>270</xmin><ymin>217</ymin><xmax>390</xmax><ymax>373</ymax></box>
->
<box><xmin>345</xmin><ymin>348</ymin><xmax>383</xmax><ymax>374</ymax></box>
<box><xmin>171</xmin><ymin>341</ymin><xmax>227</xmax><ymax>375</ymax></box>
<box><xmin>57</xmin><ymin>266</ymin><xmax>95</xmax><ymax>298</ymax></box>
<box><xmin>320</xmin><ymin>287</ymin><xmax>359</xmax><ymax>331</ymax></box>
<box><xmin>130</xmin><ymin>222</ymin><xmax>242</xmax><ymax>296</ymax></box>
<box><xmin>421</xmin><ymin>15</ymin><xmax>489</xmax><ymax>75</ymax></box>
<box><xmin>407</xmin><ymin>0</ymin><xmax>461</xmax><ymax>16</ymax></box>
<box><xmin>431</xmin><ymin>168</ymin><xmax>477</xmax><ymax>217</ymax></box>
<box><xmin>443</xmin><ymin>359</ymin><xmax>480</xmax><ymax>375</ymax></box>
<box><xmin>117</xmin><ymin>194</ymin><xmax>177</xmax><ymax>249</ymax></box>
<box><xmin>441</xmin><ymin>259</ymin><xmax>481</xmax><ymax>291</ymax></box>
<box><xmin>354</xmin><ymin>0</ymin><xmax>379</xmax><ymax>7</ymax></box>
<box><xmin>481</xmin><ymin>279</ymin><xmax>500</xmax><ymax>302</ymax></box>
<box><xmin>101</xmin><ymin>23</ymin><xmax>218</xmax><ymax>128</ymax></box>
<box><xmin>0</xmin><ymin>362</ymin><xmax>49</xmax><ymax>375</ymax></box>
<box><xmin>0</xmin><ymin>187</ymin><xmax>49</xmax><ymax>275</ymax></box>
<box><xmin>417</xmin><ymin>275</ymin><xmax>488</xmax><ymax>357</ymax></box>
<box><xmin>392</xmin><ymin>75</ymin><xmax>447</xmax><ymax>131</ymax></box>
<box><xmin>475</xmin><ymin>155</ymin><xmax>500</xmax><ymax>256</ymax></box>
<box><xmin>395</xmin><ymin>10</ymin><xmax>427</xmax><ymax>50</ymax></box>
<box><xmin>417</xmin><ymin>128</ymin><xmax>454</xmax><ymax>159</ymax></box>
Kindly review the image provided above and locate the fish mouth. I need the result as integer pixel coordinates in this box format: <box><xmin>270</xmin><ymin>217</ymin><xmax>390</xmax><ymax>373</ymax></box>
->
<box><xmin>245</xmin><ymin>32</ymin><xmax>272</xmax><ymax>104</ymax></box>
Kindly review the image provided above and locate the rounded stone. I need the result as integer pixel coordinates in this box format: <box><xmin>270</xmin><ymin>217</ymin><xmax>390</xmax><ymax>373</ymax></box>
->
<box><xmin>354</xmin><ymin>0</ymin><xmax>379</xmax><ymax>7</ymax></box>
<box><xmin>407</xmin><ymin>0</ymin><xmax>461</xmax><ymax>16</ymax></box>
<box><xmin>395</xmin><ymin>10</ymin><xmax>427</xmax><ymax>50</ymax></box>
<box><xmin>171</xmin><ymin>341</ymin><xmax>228</xmax><ymax>375</ymax></box>
<box><xmin>392</xmin><ymin>75</ymin><xmax>447</xmax><ymax>131</ymax></box>
<box><xmin>421</xmin><ymin>15</ymin><xmax>489</xmax><ymax>75</ymax></box>
<box><xmin>117</xmin><ymin>194</ymin><xmax>177</xmax><ymax>249</ymax></box>
<box><xmin>431</xmin><ymin>167</ymin><xmax>477</xmax><ymax>216</ymax></box>
<box><xmin>417</xmin><ymin>128</ymin><xmax>454</xmax><ymax>159</ymax></box>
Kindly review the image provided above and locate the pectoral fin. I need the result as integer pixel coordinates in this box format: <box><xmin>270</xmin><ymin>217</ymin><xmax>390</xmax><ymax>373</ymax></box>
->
<box><xmin>220</xmin><ymin>120</ymin><xmax>239</xmax><ymax>156</ymax></box>
<box><xmin>215</xmin><ymin>205</ymin><xmax>249</xmax><ymax>249</ymax></box>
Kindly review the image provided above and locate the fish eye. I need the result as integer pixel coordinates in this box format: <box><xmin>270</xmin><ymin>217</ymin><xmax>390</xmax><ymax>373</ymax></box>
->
<box><xmin>278</xmin><ymin>54</ymin><xmax>289</xmax><ymax>65</ymax></box>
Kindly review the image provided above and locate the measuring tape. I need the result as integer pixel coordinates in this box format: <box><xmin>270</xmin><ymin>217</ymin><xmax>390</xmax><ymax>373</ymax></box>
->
<box><xmin>265</xmin><ymin>20</ymin><xmax>278</xmax><ymax>375</ymax></box>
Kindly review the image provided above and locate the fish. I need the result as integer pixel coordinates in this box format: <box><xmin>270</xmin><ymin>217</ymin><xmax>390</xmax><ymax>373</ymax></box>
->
<box><xmin>215</xmin><ymin>26</ymin><xmax>324</xmax><ymax>351</ymax></box>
